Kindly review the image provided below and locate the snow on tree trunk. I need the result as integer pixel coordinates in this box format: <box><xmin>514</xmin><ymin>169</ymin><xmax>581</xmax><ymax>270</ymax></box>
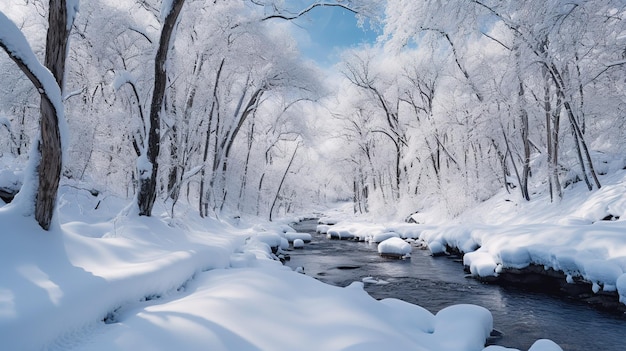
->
<box><xmin>137</xmin><ymin>0</ymin><xmax>186</xmax><ymax>217</ymax></box>
<box><xmin>0</xmin><ymin>4</ymin><xmax>74</xmax><ymax>230</ymax></box>
<box><xmin>36</xmin><ymin>0</ymin><xmax>74</xmax><ymax>229</ymax></box>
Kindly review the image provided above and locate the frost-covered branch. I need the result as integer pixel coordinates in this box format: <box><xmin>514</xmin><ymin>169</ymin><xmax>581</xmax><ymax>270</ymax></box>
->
<box><xmin>261</xmin><ymin>2</ymin><xmax>357</xmax><ymax>21</ymax></box>
<box><xmin>0</xmin><ymin>13</ymin><xmax>64</xmax><ymax>119</ymax></box>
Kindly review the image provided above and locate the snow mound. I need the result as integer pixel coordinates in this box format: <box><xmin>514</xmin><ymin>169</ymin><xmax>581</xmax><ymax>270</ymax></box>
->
<box><xmin>318</xmin><ymin>217</ymin><xmax>340</xmax><ymax>225</ymax></box>
<box><xmin>617</xmin><ymin>274</ymin><xmax>626</xmax><ymax>303</ymax></box>
<box><xmin>316</xmin><ymin>224</ymin><xmax>330</xmax><ymax>233</ymax></box>
<box><xmin>433</xmin><ymin>304</ymin><xmax>493</xmax><ymax>351</ymax></box>
<box><xmin>79</xmin><ymin>268</ymin><xmax>500</xmax><ymax>351</ymax></box>
<box><xmin>279</xmin><ymin>224</ymin><xmax>296</xmax><ymax>233</ymax></box>
<box><xmin>369</xmin><ymin>231</ymin><xmax>400</xmax><ymax>243</ymax></box>
<box><xmin>293</xmin><ymin>238</ymin><xmax>304</xmax><ymax>249</ymax></box>
<box><xmin>528</xmin><ymin>339</ymin><xmax>564</xmax><ymax>351</ymax></box>
<box><xmin>327</xmin><ymin>228</ymin><xmax>355</xmax><ymax>240</ymax></box>
<box><xmin>464</xmin><ymin>251</ymin><xmax>498</xmax><ymax>277</ymax></box>
<box><xmin>428</xmin><ymin>240</ymin><xmax>447</xmax><ymax>256</ymax></box>
<box><xmin>253</xmin><ymin>233</ymin><xmax>282</xmax><ymax>249</ymax></box>
<box><xmin>284</xmin><ymin>232</ymin><xmax>312</xmax><ymax>243</ymax></box>
<box><xmin>584</xmin><ymin>260</ymin><xmax>623</xmax><ymax>291</ymax></box>
<box><xmin>498</xmin><ymin>247</ymin><xmax>531</xmax><ymax>269</ymax></box>
<box><xmin>378</xmin><ymin>237</ymin><xmax>411</xmax><ymax>257</ymax></box>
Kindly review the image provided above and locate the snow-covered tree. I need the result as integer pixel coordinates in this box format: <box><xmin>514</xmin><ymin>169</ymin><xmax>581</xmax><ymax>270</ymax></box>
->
<box><xmin>0</xmin><ymin>0</ymin><xmax>78</xmax><ymax>230</ymax></box>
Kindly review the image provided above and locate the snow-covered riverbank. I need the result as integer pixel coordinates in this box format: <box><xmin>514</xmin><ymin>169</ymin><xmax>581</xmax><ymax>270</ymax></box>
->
<box><xmin>1</xmin><ymin>184</ymin><xmax>562</xmax><ymax>351</ymax></box>
<box><xmin>317</xmin><ymin>170</ymin><xmax>626</xmax><ymax>311</ymax></box>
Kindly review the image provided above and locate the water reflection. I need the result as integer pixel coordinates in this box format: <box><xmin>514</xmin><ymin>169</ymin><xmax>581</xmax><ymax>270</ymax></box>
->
<box><xmin>287</xmin><ymin>220</ymin><xmax>626</xmax><ymax>351</ymax></box>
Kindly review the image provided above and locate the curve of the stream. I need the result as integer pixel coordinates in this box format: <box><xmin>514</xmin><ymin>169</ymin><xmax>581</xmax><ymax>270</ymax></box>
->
<box><xmin>286</xmin><ymin>220</ymin><xmax>626</xmax><ymax>351</ymax></box>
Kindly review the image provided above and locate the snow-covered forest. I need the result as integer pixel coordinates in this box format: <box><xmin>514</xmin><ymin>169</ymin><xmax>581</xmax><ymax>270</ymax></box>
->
<box><xmin>1</xmin><ymin>0</ymin><xmax>625</xmax><ymax>221</ymax></box>
<box><xmin>1</xmin><ymin>1</ymin><xmax>625</xmax><ymax>350</ymax></box>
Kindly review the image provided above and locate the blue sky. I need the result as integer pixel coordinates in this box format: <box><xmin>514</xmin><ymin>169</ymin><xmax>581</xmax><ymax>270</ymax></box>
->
<box><xmin>289</xmin><ymin>6</ymin><xmax>379</xmax><ymax>66</ymax></box>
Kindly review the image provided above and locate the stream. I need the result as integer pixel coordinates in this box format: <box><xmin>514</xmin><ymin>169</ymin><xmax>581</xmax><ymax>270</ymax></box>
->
<box><xmin>285</xmin><ymin>219</ymin><xmax>626</xmax><ymax>351</ymax></box>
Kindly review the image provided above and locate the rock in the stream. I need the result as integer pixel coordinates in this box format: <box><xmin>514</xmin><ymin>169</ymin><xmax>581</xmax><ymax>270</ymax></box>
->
<box><xmin>293</xmin><ymin>239</ymin><xmax>304</xmax><ymax>249</ymax></box>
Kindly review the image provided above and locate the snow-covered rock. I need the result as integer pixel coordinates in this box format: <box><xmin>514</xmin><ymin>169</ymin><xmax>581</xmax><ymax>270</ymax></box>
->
<box><xmin>428</xmin><ymin>240</ymin><xmax>447</xmax><ymax>256</ymax></box>
<box><xmin>293</xmin><ymin>238</ymin><xmax>304</xmax><ymax>249</ymax></box>
<box><xmin>464</xmin><ymin>251</ymin><xmax>498</xmax><ymax>277</ymax></box>
<box><xmin>316</xmin><ymin>224</ymin><xmax>330</xmax><ymax>234</ymax></box>
<box><xmin>617</xmin><ymin>274</ymin><xmax>626</xmax><ymax>303</ymax></box>
<box><xmin>327</xmin><ymin>228</ymin><xmax>355</xmax><ymax>240</ymax></box>
<box><xmin>378</xmin><ymin>237</ymin><xmax>411</xmax><ymax>257</ymax></box>
<box><xmin>279</xmin><ymin>237</ymin><xmax>289</xmax><ymax>250</ymax></box>
<box><xmin>528</xmin><ymin>339</ymin><xmax>564</xmax><ymax>351</ymax></box>
<box><xmin>284</xmin><ymin>232</ymin><xmax>312</xmax><ymax>243</ymax></box>
<box><xmin>279</xmin><ymin>224</ymin><xmax>296</xmax><ymax>233</ymax></box>
<box><xmin>318</xmin><ymin>217</ymin><xmax>339</xmax><ymax>225</ymax></box>
<box><xmin>253</xmin><ymin>233</ymin><xmax>282</xmax><ymax>250</ymax></box>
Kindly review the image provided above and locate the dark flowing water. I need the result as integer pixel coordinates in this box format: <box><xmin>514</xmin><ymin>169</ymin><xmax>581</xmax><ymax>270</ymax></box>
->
<box><xmin>286</xmin><ymin>220</ymin><xmax>626</xmax><ymax>351</ymax></box>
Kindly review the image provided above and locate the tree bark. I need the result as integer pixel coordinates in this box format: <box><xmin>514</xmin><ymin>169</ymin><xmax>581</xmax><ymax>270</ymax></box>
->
<box><xmin>519</xmin><ymin>81</ymin><xmax>531</xmax><ymax>201</ymax></box>
<box><xmin>38</xmin><ymin>0</ymin><xmax>71</xmax><ymax>229</ymax></box>
<box><xmin>137</xmin><ymin>0</ymin><xmax>186</xmax><ymax>216</ymax></box>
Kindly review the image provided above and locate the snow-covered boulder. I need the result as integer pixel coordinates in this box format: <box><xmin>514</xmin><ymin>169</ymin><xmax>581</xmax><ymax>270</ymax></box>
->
<box><xmin>617</xmin><ymin>273</ymin><xmax>626</xmax><ymax>304</ymax></box>
<box><xmin>253</xmin><ymin>233</ymin><xmax>282</xmax><ymax>252</ymax></box>
<box><xmin>378</xmin><ymin>237</ymin><xmax>411</xmax><ymax>258</ymax></box>
<box><xmin>293</xmin><ymin>239</ymin><xmax>304</xmax><ymax>249</ymax></box>
<box><xmin>433</xmin><ymin>304</ymin><xmax>493</xmax><ymax>351</ymax></box>
<box><xmin>427</xmin><ymin>240</ymin><xmax>447</xmax><ymax>256</ymax></box>
<box><xmin>464</xmin><ymin>251</ymin><xmax>498</xmax><ymax>277</ymax></box>
<box><xmin>280</xmin><ymin>224</ymin><xmax>296</xmax><ymax>233</ymax></box>
<box><xmin>279</xmin><ymin>237</ymin><xmax>290</xmax><ymax>250</ymax></box>
<box><xmin>318</xmin><ymin>217</ymin><xmax>339</xmax><ymax>225</ymax></box>
<box><xmin>528</xmin><ymin>339</ymin><xmax>564</xmax><ymax>351</ymax></box>
<box><xmin>327</xmin><ymin>228</ymin><xmax>355</xmax><ymax>240</ymax></box>
<box><xmin>0</xmin><ymin>168</ymin><xmax>21</xmax><ymax>202</ymax></box>
<box><xmin>284</xmin><ymin>232</ymin><xmax>312</xmax><ymax>243</ymax></box>
<box><xmin>316</xmin><ymin>224</ymin><xmax>330</xmax><ymax>234</ymax></box>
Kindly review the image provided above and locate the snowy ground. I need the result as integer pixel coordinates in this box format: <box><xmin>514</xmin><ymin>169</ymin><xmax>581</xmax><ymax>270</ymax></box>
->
<box><xmin>0</xmin><ymin>183</ymin><xmax>564</xmax><ymax>351</ymax></box>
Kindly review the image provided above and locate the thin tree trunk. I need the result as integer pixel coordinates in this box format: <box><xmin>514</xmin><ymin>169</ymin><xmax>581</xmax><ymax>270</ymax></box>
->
<box><xmin>269</xmin><ymin>143</ymin><xmax>299</xmax><ymax>221</ymax></box>
<box><xmin>199</xmin><ymin>58</ymin><xmax>224</xmax><ymax>217</ymax></box>
<box><xmin>520</xmin><ymin>82</ymin><xmax>531</xmax><ymax>201</ymax></box>
<box><xmin>215</xmin><ymin>86</ymin><xmax>265</xmax><ymax>211</ymax></box>
<box><xmin>548</xmin><ymin>63</ymin><xmax>600</xmax><ymax>190</ymax></box>
<box><xmin>515</xmin><ymin>37</ymin><xmax>530</xmax><ymax>201</ymax></box>
<box><xmin>256</xmin><ymin>172</ymin><xmax>265</xmax><ymax>217</ymax></box>
<box><xmin>237</xmin><ymin>118</ymin><xmax>256</xmax><ymax>211</ymax></box>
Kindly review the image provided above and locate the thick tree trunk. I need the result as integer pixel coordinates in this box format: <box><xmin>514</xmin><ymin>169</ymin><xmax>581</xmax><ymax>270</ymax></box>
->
<box><xmin>36</xmin><ymin>0</ymin><xmax>73</xmax><ymax>229</ymax></box>
<box><xmin>137</xmin><ymin>0</ymin><xmax>186</xmax><ymax>216</ymax></box>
